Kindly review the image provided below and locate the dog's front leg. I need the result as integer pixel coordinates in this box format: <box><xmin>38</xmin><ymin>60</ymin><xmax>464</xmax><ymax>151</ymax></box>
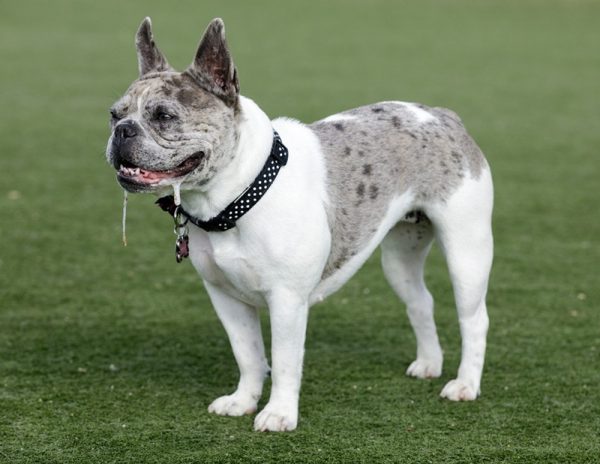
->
<box><xmin>204</xmin><ymin>281</ymin><xmax>270</xmax><ymax>416</ymax></box>
<box><xmin>254</xmin><ymin>289</ymin><xmax>309</xmax><ymax>432</ymax></box>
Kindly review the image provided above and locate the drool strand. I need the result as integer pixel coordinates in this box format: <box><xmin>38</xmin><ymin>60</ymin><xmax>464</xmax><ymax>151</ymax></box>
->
<box><xmin>122</xmin><ymin>189</ymin><xmax>128</xmax><ymax>247</ymax></box>
<box><xmin>173</xmin><ymin>182</ymin><xmax>182</xmax><ymax>207</ymax></box>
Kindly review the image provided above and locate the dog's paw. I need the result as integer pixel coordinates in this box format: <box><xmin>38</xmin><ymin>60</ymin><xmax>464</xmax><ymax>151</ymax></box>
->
<box><xmin>440</xmin><ymin>379</ymin><xmax>479</xmax><ymax>401</ymax></box>
<box><xmin>406</xmin><ymin>358</ymin><xmax>442</xmax><ymax>379</ymax></box>
<box><xmin>253</xmin><ymin>403</ymin><xmax>297</xmax><ymax>432</ymax></box>
<box><xmin>208</xmin><ymin>391</ymin><xmax>258</xmax><ymax>416</ymax></box>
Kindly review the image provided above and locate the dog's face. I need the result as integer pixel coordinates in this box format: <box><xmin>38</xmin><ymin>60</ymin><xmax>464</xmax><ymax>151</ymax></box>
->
<box><xmin>106</xmin><ymin>18</ymin><xmax>240</xmax><ymax>194</ymax></box>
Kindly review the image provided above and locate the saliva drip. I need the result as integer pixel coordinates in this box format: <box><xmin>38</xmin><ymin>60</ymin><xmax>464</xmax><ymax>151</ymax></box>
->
<box><xmin>173</xmin><ymin>182</ymin><xmax>182</xmax><ymax>207</ymax></box>
<box><xmin>120</xmin><ymin>183</ymin><xmax>181</xmax><ymax>249</ymax></box>
<box><xmin>122</xmin><ymin>189</ymin><xmax>128</xmax><ymax>247</ymax></box>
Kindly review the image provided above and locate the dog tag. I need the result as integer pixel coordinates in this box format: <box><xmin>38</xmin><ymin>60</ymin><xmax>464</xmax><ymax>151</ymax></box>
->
<box><xmin>176</xmin><ymin>234</ymin><xmax>189</xmax><ymax>263</ymax></box>
<box><xmin>173</xmin><ymin>206</ymin><xmax>190</xmax><ymax>263</ymax></box>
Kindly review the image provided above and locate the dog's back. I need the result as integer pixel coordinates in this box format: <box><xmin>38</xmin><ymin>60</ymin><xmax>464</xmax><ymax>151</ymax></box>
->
<box><xmin>310</xmin><ymin>101</ymin><xmax>487</xmax><ymax>278</ymax></box>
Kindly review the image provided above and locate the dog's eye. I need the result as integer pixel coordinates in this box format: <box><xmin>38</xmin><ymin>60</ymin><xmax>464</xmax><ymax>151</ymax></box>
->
<box><xmin>156</xmin><ymin>111</ymin><xmax>175</xmax><ymax>122</ymax></box>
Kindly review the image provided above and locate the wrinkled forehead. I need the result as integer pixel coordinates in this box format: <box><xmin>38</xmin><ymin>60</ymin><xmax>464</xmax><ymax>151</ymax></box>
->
<box><xmin>113</xmin><ymin>72</ymin><xmax>224</xmax><ymax>112</ymax></box>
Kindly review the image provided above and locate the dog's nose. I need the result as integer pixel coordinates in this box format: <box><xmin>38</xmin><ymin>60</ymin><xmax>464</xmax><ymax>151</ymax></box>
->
<box><xmin>114</xmin><ymin>120</ymin><xmax>139</xmax><ymax>140</ymax></box>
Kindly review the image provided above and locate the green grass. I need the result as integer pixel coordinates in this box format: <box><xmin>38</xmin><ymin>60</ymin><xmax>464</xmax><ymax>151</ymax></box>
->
<box><xmin>1</xmin><ymin>0</ymin><xmax>599</xmax><ymax>462</ymax></box>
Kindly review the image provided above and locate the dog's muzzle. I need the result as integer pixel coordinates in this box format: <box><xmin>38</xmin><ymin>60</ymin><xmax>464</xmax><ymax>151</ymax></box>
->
<box><xmin>111</xmin><ymin>120</ymin><xmax>142</xmax><ymax>169</ymax></box>
<box><xmin>110</xmin><ymin>120</ymin><xmax>204</xmax><ymax>191</ymax></box>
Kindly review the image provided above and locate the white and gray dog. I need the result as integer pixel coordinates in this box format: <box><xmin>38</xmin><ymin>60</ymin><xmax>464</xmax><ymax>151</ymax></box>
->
<box><xmin>106</xmin><ymin>17</ymin><xmax>493</xmax><ymax>432</ymax></box>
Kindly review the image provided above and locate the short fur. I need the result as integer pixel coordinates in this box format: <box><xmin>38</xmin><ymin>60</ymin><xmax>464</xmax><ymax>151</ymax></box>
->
<box><xmin>311</xmin><ymin>102</ymin><xmax>485</xmax><ymax>277</ymax></box>
<box><xmin>106</xmin><ymin>18</ymin><xmax>494</xmax><ymax>432</ymax></box>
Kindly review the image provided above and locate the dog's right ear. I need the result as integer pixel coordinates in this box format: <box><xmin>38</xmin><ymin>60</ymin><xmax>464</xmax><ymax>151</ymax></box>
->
<box><xmin>135</xmin><ymin>17</ymin><xmax>172</xmax><ymax>76</ymax></box>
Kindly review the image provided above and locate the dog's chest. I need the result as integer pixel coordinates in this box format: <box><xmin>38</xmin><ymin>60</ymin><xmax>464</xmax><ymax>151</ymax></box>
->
<box><xmin>187</xmin><ymin>227</ymin><xmax>266</xmax><ymax>306</ymax></box>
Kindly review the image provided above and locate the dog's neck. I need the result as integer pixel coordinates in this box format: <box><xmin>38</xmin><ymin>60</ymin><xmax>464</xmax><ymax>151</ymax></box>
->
<box><xmin>179</xmin><ymin>96</ymin><xmax>274</xmax><ymax>221</ymax></box>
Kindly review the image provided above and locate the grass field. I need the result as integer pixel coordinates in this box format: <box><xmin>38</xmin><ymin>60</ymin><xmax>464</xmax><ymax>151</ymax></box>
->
<box><xmin>1</xmin><ymin>0</ymin><xmax>599</xmax><ymax>462</ymax></box>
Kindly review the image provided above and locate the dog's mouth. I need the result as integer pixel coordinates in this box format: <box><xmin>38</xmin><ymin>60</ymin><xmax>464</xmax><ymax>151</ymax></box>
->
<box><xmin>117</xmin><ymin>152</ymin><xmax>203</xmax><ymax>186</ymax></box>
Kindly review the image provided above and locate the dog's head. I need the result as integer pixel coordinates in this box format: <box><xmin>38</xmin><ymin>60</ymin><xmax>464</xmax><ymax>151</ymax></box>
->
<box><xmin>106</xmin><ymin>18</ymin><xmax>240</xmax><ymax>194</ymax></box>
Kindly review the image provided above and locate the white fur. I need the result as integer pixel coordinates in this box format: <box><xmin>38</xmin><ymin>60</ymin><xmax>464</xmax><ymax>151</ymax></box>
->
<box><xmin>381</xmin><ymin>221</ymin><xmax>442</xmax><ymax>379</ymax></box>
<box><xmin>318</xmin><ymin>113</ymin><xmax>357</xmax><ymax>123</ymax></box>
<box><xmin>181</xmin><ymin>96</ymin><xmax>493</xmax><ymax>431</ymax></box>
<box><xmin>134</xmin><ymin>87</ymin><xmax>151</xmax><ymax>122</ymax></box>
<box><xmin>185</xmin><ymin>99</ymin><xmax>331</xmax><ymax>432</ymax></box>
<box><xmin>383</xmin><ymin>101</ymin><xmax>438</xmax><ymax>123</ymax></box>
<box><xmin>427</xmin><ymin>167</ymin><xmax>493</xmax><ymax>399</ymax></box>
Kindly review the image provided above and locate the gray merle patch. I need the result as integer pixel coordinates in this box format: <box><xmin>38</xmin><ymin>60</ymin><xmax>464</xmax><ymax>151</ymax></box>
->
<box><xmin>310</xmin><ymin>101</ymin><xmax>485</xmax><ymax>278</ymax></box>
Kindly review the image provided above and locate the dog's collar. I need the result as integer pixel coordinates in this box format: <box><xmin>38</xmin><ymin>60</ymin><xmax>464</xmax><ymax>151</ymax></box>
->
<box><xmin>156</xmin><ymin>130</ymin><xmax>288</xmax><ymax>233</ymax></box>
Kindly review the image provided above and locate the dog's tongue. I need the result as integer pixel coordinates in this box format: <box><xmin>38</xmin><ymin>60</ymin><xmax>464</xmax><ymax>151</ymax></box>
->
<box><xmin>143</xmin><ymin>169</ymin><xmax>178</xmax><ymax>181</ymax></box>
<box><xmin>119</xmin><ymin>166</ymin><xmax>173</xmax><ymax>184</ymax></box>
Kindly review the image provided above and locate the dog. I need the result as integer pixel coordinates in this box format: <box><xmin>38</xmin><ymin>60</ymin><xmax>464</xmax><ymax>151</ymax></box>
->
<box><xmin>106</xmin><ymin>17</ymin><xmax>494</xmax><ymax>432</ymax></box>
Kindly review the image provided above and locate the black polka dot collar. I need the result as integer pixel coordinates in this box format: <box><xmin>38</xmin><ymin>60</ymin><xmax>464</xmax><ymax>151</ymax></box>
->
<box><xmin>156</xmin><ymin>130</ymin><xmax>288</xmax><ymax>233</ymax></box>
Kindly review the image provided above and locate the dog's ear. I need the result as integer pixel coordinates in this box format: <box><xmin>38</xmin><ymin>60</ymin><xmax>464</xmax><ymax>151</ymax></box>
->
<box><xmin>187</xmin><ymin>18</ymin><xmax>239</xmax><ymax>104</ymax></box>
<box><xmin>135</xmin><ymin>17</ymin><xmax>172</xmax><ymax>76</ymax></box>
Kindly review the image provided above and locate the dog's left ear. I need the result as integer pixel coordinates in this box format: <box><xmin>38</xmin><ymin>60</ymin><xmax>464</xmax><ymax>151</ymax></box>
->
<box><xmin>136</xmin><ymin>17</ymin><xmax>173</xmax><ymax>76</ymax></box>
<box><xmin>187</xmin><ymin>18</ymin><xmax>239</xmax><ymax>104</ymax></box>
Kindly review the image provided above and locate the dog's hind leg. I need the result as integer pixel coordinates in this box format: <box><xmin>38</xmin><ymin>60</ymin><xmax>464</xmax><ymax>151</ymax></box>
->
<box><xmin>204</xmin><ymin>281</ymin><xmax>270</xmax><ymax>416</ymax></box>
<box><xmin>381</xmin><ymin>219</ymin><xmax>443</xmax><ymax>379</ymax></box>
<box><xmin>427</xmin><ymin>169</ymin><xmax>494</xmax><ymax>400</ymax></box>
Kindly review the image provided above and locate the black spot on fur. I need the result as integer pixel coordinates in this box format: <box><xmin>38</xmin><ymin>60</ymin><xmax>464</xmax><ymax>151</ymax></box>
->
<box><xmin>401</xmin><ymin>130</ymin><xmax>417</xmax><ymax>139</ymax></box>
<box><xmin>176</xmin><ymin>89</ymin><xmax>196</xmax><ymax>106</ymax></box>
<box><xmin>391</xmin><ymin>116</ymin><xmax>401</xmax><ymax>128</ymax></box>
<box><xmin>334</xmin><ymin>123</ymin><xmax>345</xmax><ymax>132</ymax></box>
<box><xmin>356</xmin><ymin>182</ymin><xmax>365</xmax><ymax>197</ymax></box>
<box><xmin>358</xmin><ymin>150</ymin><xmax>365</xmax><ymax>157</ymax></box>
<box><xmin>371</xmin><ymin>107</ymin><xmax>384</xmax><ymax>113</ymax></box>
<box><xmin>450</xmin><ymin>151</ymin><xmax>463</xmax><ymax>166</ymax></box>
<box><xmin>344</xmin><ymin>146</ymin><xmax>351</xmax><ymax>156</ymax></box>
<box><xmin>369</xmin><ymin>185</ymin><xmax>379</xmax><ymax>200</ymax></box>
<box><xmin>362</xmin><ymin>164</ymin><xmax>372</xmax><ymax>176</ymax></box>
<box><xmin>170</xmin><ymin>75</ymin><xmax>183</xmax><ymax>87</ymax></box>
<box><xmin>333</xmin><ymin>247</ymin><xmax>350</xmax><ymax>270</ymax></box>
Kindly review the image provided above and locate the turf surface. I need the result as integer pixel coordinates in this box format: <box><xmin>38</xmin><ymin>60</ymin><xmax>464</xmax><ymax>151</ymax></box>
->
<box><xmin>1</xmin><ymin>0</ymin><xmax>599</xmax><ymax>462</ymax></box>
